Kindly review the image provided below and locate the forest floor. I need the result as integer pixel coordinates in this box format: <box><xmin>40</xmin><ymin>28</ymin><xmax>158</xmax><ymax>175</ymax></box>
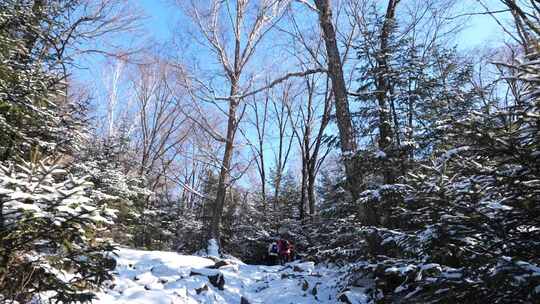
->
<box><xmin>93</xmin><ymin>248</ymin><xmax>368</xmax><ymax>304</ymax></box>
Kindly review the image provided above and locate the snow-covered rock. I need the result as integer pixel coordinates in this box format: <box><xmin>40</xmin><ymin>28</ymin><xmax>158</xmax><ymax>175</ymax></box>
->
<box><xmin>93</xmin><ymin>248</ymin><xmax>368</xmax><ymax>303</ymax></box>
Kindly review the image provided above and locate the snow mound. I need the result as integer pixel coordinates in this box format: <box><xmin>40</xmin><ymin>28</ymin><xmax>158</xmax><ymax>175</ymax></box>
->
<box><xmin>93</xmin><ymin>248</ymin><xmax>367</xmax><ymax>304</ymax></box>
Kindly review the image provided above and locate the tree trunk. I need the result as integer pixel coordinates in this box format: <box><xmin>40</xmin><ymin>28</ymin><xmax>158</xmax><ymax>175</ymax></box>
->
<box><xmin>273</xmin><ymin>169</ymin><xmax>282</xmax><ymax>210</ymax></box>
<box><xmin>314</xmin><ymin>0</ymin><xmax>359</xmax><ymax>197</ymax></box>
<box><xmin>407</xmin><ymin>85</ymin><xmax>414</xmax><ymax>160</ymax></box>
<box><xmin>307</xmin><ymin>169</ymin><xmax>316</xmax><ymax>216</ymax></box>
<box><xmin>254</xmin><ymin>97</ymin><xmax>268</xmax><ymax>211</ymax></box>
<box><xmin>259</xmin><ymin>151</ymin><xmax>266</xmax><ymax>208</ymax></box>
<box><xmin>272</xmin><ymin>97</ymin><xmax>292</xmax><ymax>210</ymax></box>
<box><xmin>300</xmin><ymin>157</ymin><xmax>307</xmax><ymax>220</ymax></box>
<box><xmin>358</xmin><ymin>0</ymin><xmax>401</xmax><ymax>226</ymax></box>
<box><xmin>376</xmin><ymin>0</ymin><xmax>400</xmax><ymax>185</ymax></box>
<box><xmin>22</xmin><ymin>0</ymin><xmax>45</xmax><ymax>60</ymax></box>
<box><xmin>209</xmin><ymin>90</ymin><xmax>239</xmax><ymax>245</ymax></box>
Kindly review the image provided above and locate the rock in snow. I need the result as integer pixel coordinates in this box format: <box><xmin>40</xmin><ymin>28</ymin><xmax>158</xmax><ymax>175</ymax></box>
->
<box><xmin>92</xmin><ymin>247</ymin><xmax>369</xmax><ymax>304</ymax></box>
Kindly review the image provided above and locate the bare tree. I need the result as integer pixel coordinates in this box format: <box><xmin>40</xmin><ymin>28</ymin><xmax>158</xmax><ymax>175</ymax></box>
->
<box><xmin>269</xmin><ymin>82</ymin><xmax>297</xmax><ymax>208</ymax></box>
<box><xmin>284</xmin><ymin>74</ymin><xmax>332</xmax><ymax>219</ymax></box>
<box><xmin>132</xmin><ymin>58</ymin><xmax>190</xmax><ymax>185</ymax></box>
<box><xmin>180</xmin><ymin>0</ymin><xmax>291</xmax><ymax>248</ymax></box>
<box><xmin>244</xmin><ymin>90</ymin><xmax>270</xmax><ymax>209</ymax></box>
<box><xmin>485</xmin><ymin>0</ymin><xmax>540</xmax><ymax>52</ymax></box>
<box><xmin>312</xmin><ymin>0</ymin><xmax>360</xmax><ymax>198</ymax></box>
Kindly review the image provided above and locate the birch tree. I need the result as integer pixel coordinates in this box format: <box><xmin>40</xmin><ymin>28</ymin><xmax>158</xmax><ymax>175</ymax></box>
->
<box><xmin>180</xmin><ymin>0</ymin><xmax>291</xmax><ymax>249</ymax></box>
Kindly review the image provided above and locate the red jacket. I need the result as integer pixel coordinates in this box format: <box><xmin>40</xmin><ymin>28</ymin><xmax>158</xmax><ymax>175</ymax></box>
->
<box><xmin>277</xmin><ymin>239</ymin><xmax>291</xmax><ymax>255</ymax></box>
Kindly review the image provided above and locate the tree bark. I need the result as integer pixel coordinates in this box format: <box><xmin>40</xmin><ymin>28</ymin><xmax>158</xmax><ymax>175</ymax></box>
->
<box><xmin>271</xmin><ymin>88</ymin><xmax>294</xmax><ymax>210</ymax></box>
<box><xmin>314</xmin><ymin>0</ymin><xmax>359</xmax><ymax>197</ymax></box>
<box><xmin>300</xmin><ymin>158</ymin><xmax>307</xmax><ymax>220</ymax></box>
<box><xmin>307</xmin><ymin>169</ymin><xmax>316</xmax><ymax>216</ymax></box>
<box><xmin>252</xmin><ymin>95</ymin><xmax>268</xmax><ymax>210</ymax></box>
<box><xmin>376</xmin><ymin>0</ymin><xmax>400</xmax><ymax>185</ymax></box>
<box><xmin>209</xmin><ymin>91</ymin><xmax>239</xmax><ymax>243</ymax></box>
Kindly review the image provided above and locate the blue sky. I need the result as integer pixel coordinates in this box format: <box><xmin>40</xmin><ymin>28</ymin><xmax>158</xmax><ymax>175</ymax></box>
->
<box><xmin>75</xmin><ymin>0</ymin><xmax>507</xmax><ymax>81</ymax></box>
<box><xmin>74</xmin><ymin>0</ymin><xmax>510</xmax><ymax>183</ymax></box>
<box><xmin>135</xmin><ymin>0</ymin><xmax>505</xmax><ymax>48</ymax></box>
<box><xmin>73</xmin><ymin>0</ymin><xmax>509</xmax><ymax>77</ymax></box>
<box><xmin>138</xmin><ymin>0</ymin><xmax>175</xmax><ymax>42</ymax></box>
<box><xmin>75</xmin><ymin>0</ymin><xmax>510</xmax><ymax>125</ymax></box>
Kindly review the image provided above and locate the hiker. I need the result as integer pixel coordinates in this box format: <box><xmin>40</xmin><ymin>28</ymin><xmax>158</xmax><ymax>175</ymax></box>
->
<box><xmin>288</xmin><ymin>241</ymin><xmax>295</xmax><ymax>261</ymax></box>
<box><xmin>277</xmin><ymin>238</ymin><xmax>293</xmax><ymax>264</ymax></box>
<box><xmin>267</xmin><ymin>241</ymin><xmax>278</xmax><ymax>265</ymax></box>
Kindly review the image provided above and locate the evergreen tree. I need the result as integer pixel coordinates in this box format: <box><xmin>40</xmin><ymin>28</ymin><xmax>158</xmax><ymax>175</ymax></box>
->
<box><xmin>0</xmin><ymin>1</ymin><xmax>140</xmax><ymax>301</ymax></box>
<box><xmin>352</xmin><ymin>7</ymin><xmax>478</xmax><ymax>225</ymax></box>
<box><xmin>72</xmin><ymin>135</ymin><xmax>153</xmax><ymax>248</ymax></box>
<box><xmin>336</xmin><ymin>9</ymin><xmax>540</xmax><ymax>302</ymax></box>
<box><xmin>0</xmin><ymin>157</ymin><xmax>116</xmax><ymax>303</ymax></box>
<box><xmin>0</xmin><ymin>1</ymin><xmax>87</xmax><ymax>161</ymax></box>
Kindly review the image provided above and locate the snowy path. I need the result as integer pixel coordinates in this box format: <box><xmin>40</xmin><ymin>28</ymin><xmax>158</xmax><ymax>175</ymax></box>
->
<box><xmin>93</xmin><ymin>248</ymin><xmax>366</xmax><ymax>304</ymax></box>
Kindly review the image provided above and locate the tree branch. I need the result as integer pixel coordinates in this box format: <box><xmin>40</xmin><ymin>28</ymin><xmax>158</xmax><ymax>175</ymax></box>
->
<box><xmin>215</xmin><ymin>68</ymin><xmax>326</xmax><ymax>101</ymax></box>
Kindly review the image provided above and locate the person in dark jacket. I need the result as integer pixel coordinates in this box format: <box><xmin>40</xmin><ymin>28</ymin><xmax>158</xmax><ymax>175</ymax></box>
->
<box><xmin>267</xmin><ymin>241</ymin><xmax>278</xmax><ymax>265</ymax></box>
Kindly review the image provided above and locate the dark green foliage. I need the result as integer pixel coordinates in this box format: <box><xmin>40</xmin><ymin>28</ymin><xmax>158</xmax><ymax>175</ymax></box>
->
<box><xmin>307</xmin><ymin>3</ymin><xmax>540</xmax><ymax>302</ymax></box>
<box><xmin>0</xmin><ymin>1</ymin><xmax>127</xmax><ymax>302</ymax></box>
<box><xmin>72</xmin><ymin>135</ymin><xmax>154</xmax><ymax>249</ymax></box>
<box><xmin>0</xmin><ymin>158</ymin><xmax>116</xmax><ymax>303</ymax></box>
<box><xmin>353</xmin><ymin>4</ymin><xmax>477</xmax><ymax>191</ymax></box>
<box><xmin>0</xmin><ymin>1</ymin><xmax>85</xmax><ymax>161</ymax></box>
<box><xmin>310</xmin><ymin>48</ymin><xmax>540</xmax><ymax>303</ymax></box>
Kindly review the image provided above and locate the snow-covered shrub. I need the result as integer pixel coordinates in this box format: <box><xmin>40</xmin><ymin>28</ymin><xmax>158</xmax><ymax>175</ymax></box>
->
<box><xmin>178</xmin><ymin>171</ymin><xmax>277</xmax><ymax>262</ymax></box>
<box><xmin>175</xmin><ymin>208</ymin><xmax>205</xmax><ymax>253</ymax></box>
<box><xmin>309</xmin><ymin>26</ymin><xmax>540</xmax><ymax>302</ymax></box>
<box><xmin>302</xmin><ymin>217</ymin><xmax>364</xmax><ymax>264</ymax></box>
<box><xmin>339</xmin><ymin>47</ymin><xmax>540</xmax><ymax>302</ymax></box>
<box><xmin>0</xmin><ymin>158</ymin><xmax>116</xmax><ymax>303</ymax></box>
<box><xmin>219</xmin><ymin>189</ymin><xmax>274</xmax><ymax>263</ymax></box>
<box><xmin>0</xmin><ymin>1</ymin><xmax>89</xmax><ymax>162</ymax></box>
<box><xmin>72</xmin><ymin>136</ymin><xmax>156</xmax><ymax>248</ymax></box>
<box><xmin>73</xmin><ymin>157</ymin><xmax>152</xmax><ymax>246</ymax></box>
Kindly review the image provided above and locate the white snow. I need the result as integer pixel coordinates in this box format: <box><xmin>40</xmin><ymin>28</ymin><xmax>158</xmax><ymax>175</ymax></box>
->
<box><xmin>373</xmin><ymin>150</ymin><xmax>386</xmax><ymax>159</ymax></box>
<box><xmin>207</xmin><ymin>239</ymin><xmax>220</xmax><ymax>258</ymax></box>
<box><xmin>92</xmin><ymin>247</ymin><xmax>360</xmax><ymax>304</ymax></box>
<box><xmin>340</xmin><ymin>287</ymin><xmax>371</xmax><ymax>304</ymax></box>
<box><xmin>437</xmin><ymin>146</ymin><xmax>470</xmax><ymax>164</ymax></box>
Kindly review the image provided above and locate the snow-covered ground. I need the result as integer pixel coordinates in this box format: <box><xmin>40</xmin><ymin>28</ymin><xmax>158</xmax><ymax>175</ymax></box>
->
<box><xmin>93</xmin><ymin>248</ymin><xmax>367</xmax><ymax>304</ymax></box>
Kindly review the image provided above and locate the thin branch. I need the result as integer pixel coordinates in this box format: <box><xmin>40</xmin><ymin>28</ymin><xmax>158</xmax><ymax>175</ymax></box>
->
<box><xmin>296</xmin><ymin>0</ymin><xmax>319</xmax><ymax>12</ymax></box>
<box><xmin>445</xmin><ymin>9</ymin><xmax>510</xmax><ymax>20</ymax></box>
<box><xmin>214</xmin><ymin>68</ymin><xmax>326</xmax><ymax>101</ymax></box>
